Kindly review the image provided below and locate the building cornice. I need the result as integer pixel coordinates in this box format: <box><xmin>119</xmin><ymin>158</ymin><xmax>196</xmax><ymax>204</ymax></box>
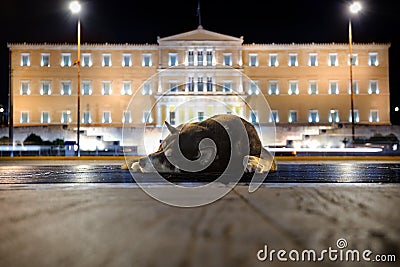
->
<box><xmin>8</xmin><ymin>41</ymin><xmax>390</xmax><ymax>51</ymax></box>
<box><xmin>243</xmin><ymin>42</ymin><xmax>391</xmax><ymax>50</ymax></box>
<box><xmin>7</xmin><ymin>42</ymin><xmax>158</xmax><ymax>51</ymax></box>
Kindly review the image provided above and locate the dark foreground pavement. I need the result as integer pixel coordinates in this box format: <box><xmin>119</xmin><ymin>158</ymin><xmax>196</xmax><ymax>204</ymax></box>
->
<box><xmin>0</xmin><ymin>183</ymin><xmax>399</xmax><ymax>267</ymax></box>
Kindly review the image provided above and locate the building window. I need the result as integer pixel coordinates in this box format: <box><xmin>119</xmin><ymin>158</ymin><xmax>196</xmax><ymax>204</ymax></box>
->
<box><xmin>102</xmin><ymin>54</ymin><xmax>112</xmax><ymax>67</ymax></box>
<box><xmin>369</xmin><ymin>110</ymin><xmax>379</xmax><ymax>122</ymax></box>
<box><xmin>329</xmin><ymin>109</ymin><xmax>340</xmax><ymax>123</ymax></box>
<box><xmin>102</xmin><ymin>111</ymin><xmax>112</xmax><ymax>123</ymax></box>
<box><xmin>288</xmin><ymin>53</ymin><xmax>298</xmax><ymax>66</ymax></box>
<box><xmin>142</xmin><ymin>54</ymin><xmax>152</xmax><ymax>67</ymax></box>
<box><xmin>268</xmin><ymin>81</ymin><xmax>279</xmax><ymax>95</ymax></box>
<box><xmin>61</xmin><ymin>53</ymin><xmax>71</xmax><ymax>67</ymax></box>
<box><xmin>329</xmin><ymin>53</ymin><xmax>338</xmax><ymax>66</ymax></box>
<box><xmin>20</xmin><ymin>81</ymin><xmax>30</xmax><ymax>95</ymax></box>
<box><xmin>61</xmin><ymin>110</ymin><xmax>71</xmax><ymax>124</ymax></box>
<box><xmin>248</xmin><ymin>81</ymin><xmax>259</xmax><ymax>95</ymax></box>
<box><xmin>197</xmin><ymin>51</ymin><xmax>203</xmax><ymax>66</ymax></box>
<box><xmin>187</xmin><ymin>51</ymin><xmax>194</xmax><ymax>66</ymax></box>
<box><xmin>20</xmin><ymin>111</ymin><xmax>29</xmax><ymax>123</ymax></box>
<box><xmin>329</xmin><ymin>81</ymin><xmax>339</xmax><ymax>95</ymax></box>
<box><xmin>269</xmin><ymin>54</ymin><xmax>278</xmax><ymax>67</ymax></box>
<box><xmin>40</xmin><ymin>81</ymin><xmax>51</xmax><ymax>95</ymax></box>
<box><xmin>369</xmin><ymin>52</ymin><xmax>379</xmax><ymax>66</ymax></box>
<box><xmin>122</xmin><ymin>54</ymin><xmax>132</xmax><ymax>67</ymax></box>
<box><xmin>102</xmin><ymin>81</ymin><xmax>112</xmax><ymax>95</ymax></box>
<box><xmin>308</xmin><ymin>81</ymin><xmax>318</xmax><ymax>95</ymax></box>
<box><xmin>41</xmin><ymin>53</ymin><xmax>50</xmax><ymax>67</ymax></box>
<box><xmin>142</xmin><ymin>82</ymin><xmax>152</xmax><ymax>95</ymax></box>
<box><xmin>206</xmin><ymin>51</ymin><xmax>213</xmax><ymax>66</ymax></box>
<box><xmin>122</xmin><ymin>110</ymin><xmax>132</xmax><ymax>123</ymax></box>
<box><xmin>349</xmin><ymin>54</ymin><xmax>358</xmax><ymax>66</ymax></box>
<box><xmin>21</xmin><ymin>53</ymin><xmax>30</xmax><ymax>66</ymax></box>
<box><xmin>169</xmin><ymin>53</ymin><xmax>178</xmax><ymax>67</ymax></box>
<box><xmin>61</xmin><ymin>81</ymin><xmax>71</xmax><ymax>95</ymax></box>
<box><xmin>308</xmin><ymin>110</ymin><xmax>319</xmax><ymax>123</ymax></box>
<box><xmin>308</xmin><ymin>53</ymin><xmax>318</xmax><ymax>66</ymax></box>
<box><xmin>206</xmin><ymin>77</ymin><xmax>213</xmax><ymax>92</ymax></box>
<box><xmin>143</xmin><ymin>111</ymin><xmax>153</xmax><ymax>123</ymax></box>
<box><xmin>289</xmin><ymin>110</ymin><xmax>298</xmax><ymax>123</ymax></box>
<box><xmin>122</xmin><ymin>81</ymin><xmax>132</xmax><ymax>95</ymax></box>
<box><xmin>82</xmin><ymin>81</ymin><xmax>92</xmax><ymax>95</ymax></box>
<box><xmin>269</xmin><ymin>110</ymin><xmax>279</xmax><ymax>123</ymax></box>
<box><xmin>197</xmin><ymin>77</ymin><xmax>204</xmax><ymax>92</ymax></box>
<box><xmin>249</xmin><ymin>54</ymin><xmax>258</xmax><ymax>67</ymax></box>
<box><xmin>250</xmin><ymin>110</ymin><xmax>259</xmax><ymax>124</ymax></box>
<box><xmin>288</xmin><ymin>81</ymin><xmax>299</xmax><ymax>95</ymax></box>
<box><xmin>349</xmin><ymin>109</ymin><xmax>360</xmax><ymax>123</ymax></box>
<box><xmin>223</xmin><ymin>81</ymin><xmax>232</xmax><ymax>92</ymax></box>
<box><xmin>198</xmin><ymin>111</ymin><xmax>204</xmax><ymax>122</ymax></box>
<box><xmin>41</xmin><ymin>111</ymin><xmax>50</xmax><ymax>123</ymax></box>
<box><xmin>223</xmin><ymin>53</ymin><xmax>232</xmax><ymax>66</ymax></box>
<box><xmin>348</xmin><ymin>81</ymin><xmax>359</xmax><ymax>94</ymax></box>
<box><xmin>169</xmin><ymin>81</ymin><xmax>178</xmax><ymax>93</ymax></box>
<box><xmin>368</xmin><ymin>80</ymin><xmax>379</xmax><ymax>94</ymax></box>
<box><xmin>82</xmin><ymin>111</ymin><xmax>92</xmax><ymax>124</ymax></box>
<box><xmin>82</xmin><ymin>54</ymin><xmax>92</xmax><ymax>67</ymax></box>
<box><xmin>169</xmin><ymin>111</ymin><xmax>176</xmax><ymax>125</ymax></box>
<box><xmin>187</xmin><ymin>77</ymin><xmax>195</xmax><ymax>92</ymax></box>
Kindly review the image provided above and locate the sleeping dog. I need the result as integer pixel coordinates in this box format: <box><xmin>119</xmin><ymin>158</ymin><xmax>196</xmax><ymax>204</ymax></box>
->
<box><xmin>122</xmin><ymin>114</ymin><xmax>276</xmax><ymax>174</ymax></box>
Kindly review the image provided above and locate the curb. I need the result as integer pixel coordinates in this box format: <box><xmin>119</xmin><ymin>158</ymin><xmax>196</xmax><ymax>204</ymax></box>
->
<box><xmin>0</xmin><ymin>156</ymin><xmax>399</xmax><ymax>161</ymax></box>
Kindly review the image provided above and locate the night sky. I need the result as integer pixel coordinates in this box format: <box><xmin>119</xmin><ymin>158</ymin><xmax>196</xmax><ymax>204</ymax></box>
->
<box><xmin>1</xmin><ymin>0</ymin><xmax>399</xmax><ymax>123</ymax></box>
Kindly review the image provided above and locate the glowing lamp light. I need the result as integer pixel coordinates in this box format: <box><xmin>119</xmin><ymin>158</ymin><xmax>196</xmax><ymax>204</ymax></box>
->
<box><xmin>350</xmin><ymin>2</ymin><xmax>362</xmax><ymax>14</ymax></box>
<box><xmin>69</xmin><ymin>1</ymin><xmax>81</xmax><ymax>14</ymax></box>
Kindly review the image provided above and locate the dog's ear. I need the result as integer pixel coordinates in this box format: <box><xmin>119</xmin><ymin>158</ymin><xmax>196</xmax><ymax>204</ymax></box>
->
<box><xmin>165</xmin><ymin>121</ymin><xmax>178</xmax><ymax>134</ymax></box>
<box><xmin>199</xmin><ymin>144</ymin><xmax>217</xmax><ymax>166</ymax></box>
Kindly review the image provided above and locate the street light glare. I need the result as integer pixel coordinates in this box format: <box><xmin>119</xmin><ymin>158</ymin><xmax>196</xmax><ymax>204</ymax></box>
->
<box><xmin>350</xmin><ymin>2</ymin><xmax>362</xmax><ymax>14</ymax></box>
<box><xmin>69</xmin><ymin>1</ymin><xmax>81</xmax><ymax>14</ymax></box>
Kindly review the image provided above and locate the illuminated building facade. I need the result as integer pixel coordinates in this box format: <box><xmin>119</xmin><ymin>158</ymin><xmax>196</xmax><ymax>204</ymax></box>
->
<box><xmin>8</xmin><ymin>27</ymin><xmax>391</xmax><ymax>152</ymax></box>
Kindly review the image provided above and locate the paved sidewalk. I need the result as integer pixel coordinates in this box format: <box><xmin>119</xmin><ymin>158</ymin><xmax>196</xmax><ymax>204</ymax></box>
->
<box><xmin>0</xmin><ymin>183</ymin><xmax>399</xmax><ymax>267</ymax></box>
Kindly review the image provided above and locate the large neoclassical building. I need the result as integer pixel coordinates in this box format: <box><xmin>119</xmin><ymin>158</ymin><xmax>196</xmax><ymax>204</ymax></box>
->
<box><xmin>8</xmin><ymin>26</ymin><xmax>391</xmax><ymax>153</ymax></box>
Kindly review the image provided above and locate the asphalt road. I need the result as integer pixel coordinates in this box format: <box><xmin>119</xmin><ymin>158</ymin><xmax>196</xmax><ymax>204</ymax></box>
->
<box><xmin>0</xmin><ymin>160</ymin><xmax>399</xmax><ymax>184</ymax></box>
<box><xmin>1</xmin><ymin>159</ymin><xmax>399</xmax><ymax>267</ymax></box>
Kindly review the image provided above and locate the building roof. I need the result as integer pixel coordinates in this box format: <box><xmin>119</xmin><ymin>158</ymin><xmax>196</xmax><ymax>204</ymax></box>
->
<box><xmin>157</xmin><ymin>26</ymin><xmax>243</xmax><ymax>43</ymax></box>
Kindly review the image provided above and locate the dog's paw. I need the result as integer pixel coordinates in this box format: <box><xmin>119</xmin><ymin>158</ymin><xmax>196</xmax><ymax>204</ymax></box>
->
<box><xmin>121</xmin><ymin>160</ymin><xmax>143</xmax><ymax>172</ymax></box>
<box><xmin>243</xmin><ymin>156</ymin><xmax>263</xmax><ymax>173</ymax></box>
<box><xmin>243</xmin><ymin>155</ymin><xmax>277</xmax><ymax>173</ymax></box>
<box><xmin>130</xmin><ymin>162</ymin><xmax>142</xmax><ymax>172</ymax></box>
<box><xmin>121</xmin><ymin>162</ymin><xmax>129</xmax><ymax>170</ymax></box>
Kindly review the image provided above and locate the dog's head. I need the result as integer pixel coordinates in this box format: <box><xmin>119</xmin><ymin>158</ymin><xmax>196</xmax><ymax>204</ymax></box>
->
<box><xmin>138</xmin><ymin>121</ymin><xmax>217</xmax><ymax>173</ymax></box>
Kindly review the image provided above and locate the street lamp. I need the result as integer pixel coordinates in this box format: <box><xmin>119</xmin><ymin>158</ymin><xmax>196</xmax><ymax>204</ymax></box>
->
<box><xmin>348</xmin><ymin>1</ymin><xmax>362</xmax><ymax>144</ymax></box>
<box><xmin>0</xmin><ymin>105</ymin><xmax>4</xmax><ymax>126</ymax></box>
<box><xmin>70</xmin><ymin>1</ymin><xmax>81</xmax><ymax>157</ymax></box>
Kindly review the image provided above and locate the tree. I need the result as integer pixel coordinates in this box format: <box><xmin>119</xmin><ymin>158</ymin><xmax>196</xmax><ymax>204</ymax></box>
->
<box><xmin>23</xmin><ymin>133</ymin><xmax>44</xmax><ymax>145</ymax></box>
<box><xmin>0</xmin><ymin>136</ymin><xmax>9</xmax><ymax>145</ymax></box>
<box><xmin>52</xmin><ymin>138</ymin><xmax>64</xmax><ymax>147</ymax></box>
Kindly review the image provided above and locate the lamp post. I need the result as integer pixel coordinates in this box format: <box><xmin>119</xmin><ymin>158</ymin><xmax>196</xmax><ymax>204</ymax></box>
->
<box><xmin>70</xmin><ymin>1</ymin><xmax>81</xmax><ymax>157</ymax></box>
<box><xmin>349</xmin><ymin>1</ymin><xmax>361</xmax><ymax>144</ymax></box>
<box><xmin>0</xmin><ymin>105</ymin><xmax>4</xmax><ymax>126</ymax></box>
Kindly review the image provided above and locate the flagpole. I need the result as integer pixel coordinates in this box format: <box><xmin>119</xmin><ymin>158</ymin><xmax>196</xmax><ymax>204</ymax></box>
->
<box><xmin>197</xmin><ymin>0</ymin><xmax>202</xmax><ymax>27</ymax></box>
